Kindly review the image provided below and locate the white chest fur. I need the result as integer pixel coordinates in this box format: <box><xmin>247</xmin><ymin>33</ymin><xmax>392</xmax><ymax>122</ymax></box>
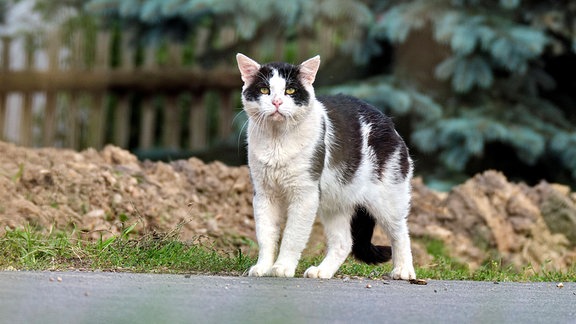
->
<box><xmin>247</xmin><ymin>102</ymin><xmax>324</xmax><ymax>193</ymax></box>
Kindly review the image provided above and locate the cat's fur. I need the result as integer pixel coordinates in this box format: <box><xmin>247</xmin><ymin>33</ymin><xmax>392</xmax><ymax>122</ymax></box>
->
<box><xmin>236</xmin><ymin>53</ymin><xmax>416</xmax><ymax>280</ymax></box>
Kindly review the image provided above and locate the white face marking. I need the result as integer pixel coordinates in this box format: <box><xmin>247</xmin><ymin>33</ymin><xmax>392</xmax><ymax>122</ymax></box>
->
<box><xmin>269</xmin><ymin>70</ymin><xmax>286</xmax><ymax>100</ymax></box>
<box><xmin>256</xmin><ymin>69</ymin><xmax>297</xmax><ymax>121</ymax></box>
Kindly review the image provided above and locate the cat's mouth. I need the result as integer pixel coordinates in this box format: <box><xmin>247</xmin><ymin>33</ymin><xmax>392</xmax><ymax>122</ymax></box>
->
<box><xmin>269</xmin><ymin>111</ymin><xmax>286</xmax><ymax>121</ymax></box>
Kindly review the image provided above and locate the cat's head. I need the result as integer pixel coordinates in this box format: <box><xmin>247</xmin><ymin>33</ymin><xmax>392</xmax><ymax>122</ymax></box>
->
<box><xmin>236</xmin><ymin>53</ymin><xmax>321</xmax><ymax>123</ymax></box>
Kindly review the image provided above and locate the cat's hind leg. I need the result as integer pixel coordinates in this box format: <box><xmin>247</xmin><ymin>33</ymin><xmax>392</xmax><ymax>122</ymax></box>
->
<box><xmin>366</xmin><ymin>182</ymin><xmax>416</xmax><ymax>280</ymax></box>
<box><xmin>304</xmin><ymin>208</ymin><xmax>353</xmax><ymax>279</ymax></box>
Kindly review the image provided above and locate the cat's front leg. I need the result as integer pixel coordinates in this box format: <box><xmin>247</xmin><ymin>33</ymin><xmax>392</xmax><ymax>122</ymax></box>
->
<box><xmin>304</xmin><ymin>210</ymin><xmax>352</xmax><ymax>279</ymax></box>
<box><xmin>271</xmin><ymin>187</ymin><xmax>319</xmax><ymax>277</ymax></box>
<box><xmin>248</xmin><ymin>194</ymin><xmax>282</xmax><ymax>277</ymax></box>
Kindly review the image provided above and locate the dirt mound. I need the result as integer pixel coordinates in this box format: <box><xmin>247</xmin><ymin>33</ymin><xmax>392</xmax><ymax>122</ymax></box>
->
<box><xmin>410</xmin><ymin>172</ymin><xmax>575</xmax><ymax>271</ymax></box>
<box><xmin>0</xmin><ymin>141</ymin><xmax>253</xmax><ymax>244</ymax></box>
<box><xmin>1</xmin><ymin>141</ymin><xmax>575</xmax><ymax>271</ymax></box>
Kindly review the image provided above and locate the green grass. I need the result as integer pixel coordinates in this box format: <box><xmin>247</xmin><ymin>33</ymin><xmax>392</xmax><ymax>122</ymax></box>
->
<box><xmin>0</xmin><ymin>224</ymin><xmax>253</xmax><ymax>275</ymax></box>
<box><xmin>1</xmin><ymin>225</ymin><xmax>574</xmax><ymax>282</ymax></box>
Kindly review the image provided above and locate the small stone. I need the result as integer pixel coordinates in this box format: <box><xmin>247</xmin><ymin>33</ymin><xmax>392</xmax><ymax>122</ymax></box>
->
<box><xmin>57</xmin><ymin>277</ymin><xmax>62</xmax><ymax>282</ymax></box>
<box><xmin>557</xmin><ymin>282</ymin><xmax>564</xmax><ymax>288</ymax></box>
<box><xmin>409</xmin><ymin>279</ymin><xmax>428</xmax><ymax>285</ymax></box>
<box><xmin>85</xmin><ymin>209</ymin><xmax>105</xmax><ymax>218</ymax></box>
<box><xmin>366</xmin><ymin>284</ymin><xmax>372</xmax><ymax>289</ymax></box>
<box><xmin>112</xmin><ymin>193</ymin><xmax>122</xmax><ymax>205</ymax></box>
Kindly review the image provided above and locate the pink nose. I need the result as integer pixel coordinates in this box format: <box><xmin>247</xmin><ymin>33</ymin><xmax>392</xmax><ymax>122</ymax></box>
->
<box><xmin>272</xmin><ymin>97</ymin><xmax>283</xmax><ymax>108</ymax></box>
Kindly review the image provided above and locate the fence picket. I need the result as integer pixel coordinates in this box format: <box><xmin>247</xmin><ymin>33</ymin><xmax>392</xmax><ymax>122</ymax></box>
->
<box><xmin>19</xmin><ymin>93</ymin><xmax>33</xmax><ymax>146</ymax></box>
<box><xmin>113</xmin><ymin>94</ymin><xmax>131</xmax><ymax>148</ymax></box>
<box><xmin>139</xmin><ymin>97</ymin><xmax>156</xmax><ymax>150</ymax></box>
<box><xmin>0</xmin><ymin>92</ymin><xmax>5</xmax><ymax>138</ymax></box>
<box><xmin>162</xmin><ymin>95</ymin><xmax>181</xmax><ymax>149</ymax></box>
<box><xmin>0</xmin><ymin>37</ymin><xmax>7</xmax><ymax>138</ymax></box>
<box><xmin>87</xmin><ymin>92</ymin><xmax>106</xmax><ymax>148</ymax></box>
<box><xmin>218</xmin><ymin>90</ymin><xmax>235</xmax><ymax>140</ymax></box>
<box><xmin>66</xmin><ymin>92</ymin><xmax>80</xmax><ymax>148</ymax></box>
<box><xmin>189</xmin><ymin>93</ymin><xmax>207</xmax><ymax>150</ymax></box>
<box><xmin>42</xmin><ymin>92</ymin><xmax>57</xmax><ymax>146</ymax></box>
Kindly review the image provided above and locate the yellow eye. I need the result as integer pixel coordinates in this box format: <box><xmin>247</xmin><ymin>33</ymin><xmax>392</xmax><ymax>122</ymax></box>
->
<box><xmin>285</xmin><ymin>88</ymin><xmax>296</xmax><ymax>95</ymax></box>
<box><xmin>260</xmin><ymin>87</ymin><xmax>270</xmax><ymax>95</ymax></box>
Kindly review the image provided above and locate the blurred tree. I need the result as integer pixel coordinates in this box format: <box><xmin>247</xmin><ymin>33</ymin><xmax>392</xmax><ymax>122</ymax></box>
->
<box><xmin>84</xmin><ymin>0</ymin><xmax>373</xmax><ymax>67</ymax></box>
<box><xmin>77</xmin><ymin>0</ymin><xmax>576</xmax><ymax>187</ymax></box>
<box><xmin>355</xmin><ymin>0</ymin><xmax>576</xmax><ymax>188</ymax></box>
<box><xmin>84</xmin><ymin>0</ymin><xmax>371</xmax><ymax>39</ymax></box>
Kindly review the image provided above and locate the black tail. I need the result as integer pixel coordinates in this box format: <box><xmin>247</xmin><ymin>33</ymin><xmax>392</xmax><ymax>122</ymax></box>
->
<box><xmin>350</xmin><ymin>207</ymin><xmax>392</xmax><ymax>264</ymax></box>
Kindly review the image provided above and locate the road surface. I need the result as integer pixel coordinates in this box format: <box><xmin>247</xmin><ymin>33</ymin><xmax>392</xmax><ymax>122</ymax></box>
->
<box><xmin>0</xmin><ymin>271</ymin><xmax>574</xmax><ymax>323</ymax></box>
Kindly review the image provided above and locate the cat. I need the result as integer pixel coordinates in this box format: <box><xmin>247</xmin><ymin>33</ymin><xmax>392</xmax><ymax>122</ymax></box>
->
<box><xmin>236</xmin><ymin>53</ymin><xmax>416</xmax><ymax>280</ymax></box>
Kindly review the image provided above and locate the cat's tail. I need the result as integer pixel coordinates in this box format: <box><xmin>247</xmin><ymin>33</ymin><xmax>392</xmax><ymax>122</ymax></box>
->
<box><xmin>350</xmin><ymin>207</ymin><xmax>392</xmax><ymax>264</ymax></box>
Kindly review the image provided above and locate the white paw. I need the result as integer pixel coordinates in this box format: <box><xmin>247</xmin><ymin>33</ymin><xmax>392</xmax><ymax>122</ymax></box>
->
<box><xmin>248</xmin><ymin>264</ymin><xmax>271</xmax><ymax>277</ymax></box>
<box><xmin>270</xmin><ymin>264</ymin><xmax>295</xmax><ymax>277</ymax></box>
<box><xmin>390</xmin><ymin>264</ymin><xmax>416</xmax><ymax>280</ymax></box>
<box><xmin>303</xmin><ymin>266</ymin><xmax>334</xmax><ymax>279</ymax></box>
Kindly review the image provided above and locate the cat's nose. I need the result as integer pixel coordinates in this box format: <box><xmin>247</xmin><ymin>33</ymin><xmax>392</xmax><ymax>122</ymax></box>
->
<box><xmin>272</xmin><ymin>97</ymin><xmax>283</xmax><ymax>108</ymax></box>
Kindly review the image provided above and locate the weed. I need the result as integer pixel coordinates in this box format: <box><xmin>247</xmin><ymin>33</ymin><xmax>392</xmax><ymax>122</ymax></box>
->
<box><xmin>12</xmin><ymin>163</ymin><xmax>24</xmax><ymax>183</ymax></box>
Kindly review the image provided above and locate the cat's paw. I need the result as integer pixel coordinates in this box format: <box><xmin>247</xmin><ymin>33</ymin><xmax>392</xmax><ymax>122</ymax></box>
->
<box><xmin>303</xmin><ymin>266</ymin><xmax>335</xmax><ymax>279</ymax></box>
<box><xmin>270</xmin><ymin>264</ymin><xmax>296</xmax><ymax>277</ymax></box>
<box><xmin>390</xmin><ymin>264</ymin><xmax>416</xmax><ymax>280</ymax></box>
<box><xmin>248</xmin><ymin>264</ymin><xmax>271</xmax><ymax>277</ymax></box>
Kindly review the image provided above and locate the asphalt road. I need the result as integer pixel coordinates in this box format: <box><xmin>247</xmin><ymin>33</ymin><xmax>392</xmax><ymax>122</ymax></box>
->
<box><xmin>0</xmin><ymin>271</ymin><xmax>574</xmax><ymax>324</ymax></box>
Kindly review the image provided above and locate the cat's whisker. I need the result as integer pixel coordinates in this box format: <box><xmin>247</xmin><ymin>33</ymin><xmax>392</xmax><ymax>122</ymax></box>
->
<box><xmin>249</xmin><ymin>112</ymin><xmax>267</xmax><ymax>142</ymax></box>
<box><xmin>256</xmin><ymin>71</ymin><xmax>269</xmax><ymax>84</ymax></box>
<box><xmin>232</xmin><ymin>110</ymin><xmax>246</xmax><ymax>126</ymax></box>
<box><xmin>237</xmin><ymin>118</ymin><xmax>249</xmax><ymax>155</ymax></box>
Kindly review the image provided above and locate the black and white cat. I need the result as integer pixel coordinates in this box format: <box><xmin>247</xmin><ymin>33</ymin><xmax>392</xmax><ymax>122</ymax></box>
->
<box><xmin>236</xmin><ymin>53</ymin><xmax>416</xmax><ymax>280</ymax></box>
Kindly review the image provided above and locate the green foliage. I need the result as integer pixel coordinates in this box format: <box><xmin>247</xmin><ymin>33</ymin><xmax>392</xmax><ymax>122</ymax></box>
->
<box><xmin>412</xmin><ymin>114</ymin><xmax>546</xmax><ymax>170</ymax></box>
<box><xmin>435</xmin><ymin>55</ymin><xmax>494</xmax><ymax>93</ymax></box>
<box><xmin>551</xmin><ymin>132</ymin><xmax>576</xmax><ymax>179</ymax></box>
<box><xmin>431</xmin><ymin>10</ymin><xmax>548</xmax><ymax>82</ymax></box>
<box><xmin>325</xmin><ymin>77</ymin><xmax>443</xmax><ymax>122</ymax></box>
<box><xmin>85</xmin><ymin>0</ymin><xmax>372</xmax><ymax>45</ymax></box>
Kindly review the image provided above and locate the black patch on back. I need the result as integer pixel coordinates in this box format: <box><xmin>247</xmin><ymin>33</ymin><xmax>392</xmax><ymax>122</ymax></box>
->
<box><xmin>358</xmin><ymin>104</ymin><xmax>408</xmax><ymax>181</ymax></box>
<box><xmin>319</xmin><ymin>95</ymin><xmax>362</xmax><ymax>184</ymax></box>
<box><xmin>320</xmin><ymin>94</ymin><xmax>409</xmax><ymax>182</ymax></box>
<box><xmin>350</xmin><ymin>206</ymin><xmax>392</xmax><ymax>264</ymax></box>
<box><xmin>242</xmin><ymin>62</ymin><xmax>310</xmax><ymax>106</ymax></box>
<box><xmin>399</xmin><ymin>146</ymin><xmax>410</xmax><ymax>179</ymax></box>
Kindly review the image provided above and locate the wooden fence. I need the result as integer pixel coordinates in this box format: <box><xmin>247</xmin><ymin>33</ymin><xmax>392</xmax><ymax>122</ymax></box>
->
<box><xmin>0</xmin><ymin>27</ymin><xmax>336</xmax><ymax>153</ymax></box>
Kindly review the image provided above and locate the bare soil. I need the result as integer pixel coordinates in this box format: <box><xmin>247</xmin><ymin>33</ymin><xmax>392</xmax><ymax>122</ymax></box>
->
<box><xmin>1</xmin><ymin>141</ymin><xmax>574</xmax><ymax>271</ymax></box>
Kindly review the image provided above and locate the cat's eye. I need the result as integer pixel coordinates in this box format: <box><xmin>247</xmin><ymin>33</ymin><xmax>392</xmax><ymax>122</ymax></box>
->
<box><xmin>260</xmin><ymin>87</ymin><xmax>270</xmax><ymax>95</ymax></box>
<box><xmin>285</xmin><ymin>88</ymin><xmax>296</xmax><ymax>95</ymax></box>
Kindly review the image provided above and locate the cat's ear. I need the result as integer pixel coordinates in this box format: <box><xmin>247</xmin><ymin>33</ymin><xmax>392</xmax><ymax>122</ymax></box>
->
<box><xmin>299</xmin><ymin>55</ymin><xmax>321</xmax><ymax>86</ymax></box>
<box><xmin>236</xmin><ymin>53</ymin><xmax>261</xmax><ymax>84</ymax></box>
